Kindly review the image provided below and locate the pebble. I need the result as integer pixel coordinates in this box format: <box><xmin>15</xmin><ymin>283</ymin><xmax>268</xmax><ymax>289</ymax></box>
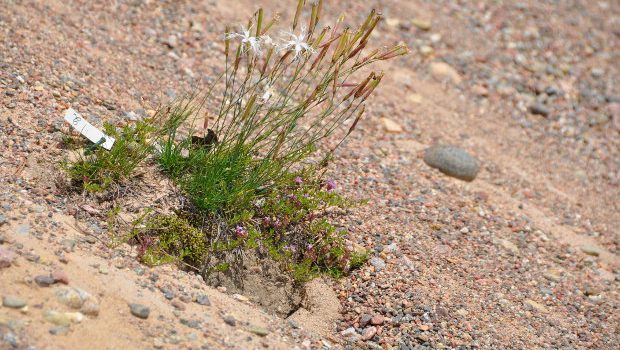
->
<box><xmin>544</xmin><ymin>269</ymin><xmax>561</xmax><ymax>282</ymax></box>
<box><xmin>411</xmin><ymin>18</ymin><xmax>432</xmax><ymax>31</ymax></box>
<box><xmin>423</xmin><ymin>145</ymin><xmax>480</xmax><ymax>181</ymax></box>
<box><xmin>223</xmin><ymin>315</ymin><xmax>237</xmax><ymax>326</ymax></box>
<box><xmin>128</xmin><ymin>303</ymin><xmax>150</xmax><ymax>319</ymax></box>
<box><xmin>367</xmin><ymin>341</ymin><xmax>382</xmax><ymax>349</ymax></box>
<box><xmin>580</xmin><ymin>245</ymin><xmax>601</xmax><ymax>257</ymax></box>
<box><xmin>419</xmin><ymin>45</ymin><xmax>434</xmax><ymax>56</ymax></box>
<box><xmin>81</xmin><ymin>300</ymin><xmax>100</xmax><ymax>317</ymax></box>
<box><xmin>360</xmin><ymin>314</ymin><xmax>372</xmax><ymax>327</ymax></box>
<box><xmin>430</xmin><ymin>62</ymin><xmax>462</xmax><ymax>84</ymax></box>
<box><xmin>163</xmin><ymin>35</ymin><xmax>178</xmax><ymax>48</ymax></box>
<box><xmin>171</xmin><ymin>300</ymin><xmax>186</xmax><ymax>310</ymax></box>
<box><xmin>54</xmin><ymin>287</ymin><xmax>99</xmax><ymax>316</ymax></box>
<box><xmin>34</xmin><ymin>275</ymin><xmax>56</xmax><ymax>287</ymax></box>
<box><xmin>370</xmin><ymin>314</ymin><xmax>384</xmax><ymax>325</ymax></box>
<box><xmin>408</xmin><ymin>93</ymin><xmax>423</xmax><ymax>104</ymax></box>
<box><xmin>123</xmin><ymin>111</ymin><xmax>140</xmax><ymax>121</ymax></box>
<box><xmin>590</xmin><ymin>68</ymin><xmax>604</xmax><ymax>78</ymax></box>
<box><xmin>2</xmin><ymin>296</ymin><xmax>27</xmax><ymax>309</ymax></box>
<box><xmin>0</xmin><ymin>247</ymin><xmax>16</xmax><ymax>268</ymax></box>
<box><xmin>51</xmin><ymin>270</ymin><xmax>69</xmax><ymax>285</ymax></box>
<box><xmin>153</xmin><ymin>338</ymin><xmax>164</xmax><ymax>348</ymax></box>
<box><xmin>247</xmin><ymin>325</ymin><xmax>269</xmax><ymax>336</ymax></box>
<box><xmin>494</xmin><ymin>238</ymin><xmax>520</xmax><ymax>254</ymax></box>
<box><xmin>341</xmin><ymin>327</ymin><xmax>357</xmax><ymax>337</ymax></box>
<box><xmin>232</xmin><ymin>293</ymin><xmax>249</xmax><ymax>302</ymax></box>
<box><xmin>0</xmin><ymin>214</ymin><xmax>6</xmax><ymax>226</ymax></box>
<box><xmin>195</xmin><ymin>294</ymin><xmax>211</xmax><ymax>306</ymax></box>
<box><xmin>369</xmin><ymin>257</ymin><xmax>386</xmax><ymax>270</ymax></box>
<box><xmin>524</xmin><ymin>299</ymin><xmax>547</xmax><ymax>313</ymax></box>
<box><xmin>361</xmin><ymin>326</ymin><xmax>377</xmax><ymax>341</ymax></box>
<box><xmin>472</xmin><ymin>85</ymin><xmax>489</xmax><ymax>97</ymax></box>
<box><xmin>385</xmin><ymin>18</ymin><xmax>400</xmax><ymax>28</ymax></box>
<box><xmin>584</xmin><ymin>286</ymin><xmax>600</xmax><ymax>296</ymax></box>
<box><xmin>44</xmin><ymin>310</ymin><xmax>84</xmax><ymax>326</ymax></box>
<box><xmin>380</xmin><ymin>117</ymin><xmax>403</xmax><ymax>133</ymax></box>
<box><xmin>384</xmin><ymin>243</ymin><xmax>399</xmax><ymax>253</ymax></box>
<box><xmin>60</xmin><ymin>239</ymin><xmax>76</xmax><ymax>252</ymax></box>
<box><xmin>160</xmin><ymin>288</ymin><xmax>175</xmax><ymax>300</ymax></box>
<box><xmin>180</xmin><ymin>318</ymin><xmax>200</xmax><ymax>329</ymax></box>
<box><xmin>49</xmin><ymin>326</ymin><xmax>69</xmax><ymax>335</ymax></box>
<box><xmin>528</xmin><ymin>103</ymin><xmax>550</xmax><ymax>117</ymax></box>
<box><xmin>456</xmin><ymin>308</ymin><xmax>469</xmax><ymax>316</ymax></box>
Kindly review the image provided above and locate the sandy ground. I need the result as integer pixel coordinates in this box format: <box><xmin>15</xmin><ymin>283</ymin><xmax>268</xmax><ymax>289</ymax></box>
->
<box><xmin>1</xmin><ymin>0</ymin><xmax>618</xmax><ymax>349</ymax></box>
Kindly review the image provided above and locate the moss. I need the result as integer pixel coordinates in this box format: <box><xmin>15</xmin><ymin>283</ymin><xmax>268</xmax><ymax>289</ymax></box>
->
<box><xmin>139</xmin><ymin>215</ymin><xmax>208</xmax><ymax>266</ymax></box>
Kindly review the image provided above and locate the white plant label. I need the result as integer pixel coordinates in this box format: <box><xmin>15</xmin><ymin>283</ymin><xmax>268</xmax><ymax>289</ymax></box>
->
<box><xmin>63</xmin><ymin>108</ymin><xmax>115</xmax><ymax>150</ymax></box>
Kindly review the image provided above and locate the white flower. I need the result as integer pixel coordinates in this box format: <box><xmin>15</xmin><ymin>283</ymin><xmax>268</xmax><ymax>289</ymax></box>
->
<box><xmin>278</xmin><ymin>28</ymin><xmax>315</xmax><ymax>59</ymax></box>
<box><xmin>259</xmin><ymin>83</ymin><xmax>276</xmax><ymax>104</ymax></box>
<box><xmin>226</xmin><ymin>25</ymin><xmax>262</xmax><ymax>55</ymax></box>
<box><xmin>261</xmin><ymin>87</ymin><xmax>273</xmax><ymax>103</ymax></box>
<box><xmin>260</xmin><ymin>35</ymin><xmax>274</xmax><ymax>48</ymax></box>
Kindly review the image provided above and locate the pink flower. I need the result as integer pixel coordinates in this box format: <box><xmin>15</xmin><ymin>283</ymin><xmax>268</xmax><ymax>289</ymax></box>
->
<box><xmin>326</xmin><ymin>179</ymin><xmax>336</xmax><ymax>191</ymax></box>
<box><xmin>284</xmin><ymin>244</ymin><xmax>298</xmax><ymax>253</ymax></box>
<box><xmin>235</xmin><ymin>225</ymin><xmax>248</xmax><ymax>238</ymax></box>
<box><xmin>295</xmin><ymin>176</ymin><xmax>303</xmax><ymax>185</ymax></box>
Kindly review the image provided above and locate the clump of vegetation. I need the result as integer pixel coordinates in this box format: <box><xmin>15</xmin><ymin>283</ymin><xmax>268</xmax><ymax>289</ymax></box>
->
<box><xmin>133</xmin><ymin>214</ymin><xmax>207</xmax><ymax>266</ymax></box>
<box><xmin>65</xmin><ymin>1</ymin><xmax>406</xmax><ymax>282</ymax></box>
<box><xmin>159</xmin><ymin>3</ymin><xmax>407</xmax><ymax>214</ymax></box>
<box><xmin>131</xmin><ymin>169</ymin><xmax>367</xmax><ymax>281</ymax></box>
<box><xmin>62</xmin><ymin>105</ymin><xmax>188</xmax><ymax>193</ymax></box>
<box><xmin>62</xmin><ymin>120</ymin><xmax>155</xmax><ymax>193</ymax></box>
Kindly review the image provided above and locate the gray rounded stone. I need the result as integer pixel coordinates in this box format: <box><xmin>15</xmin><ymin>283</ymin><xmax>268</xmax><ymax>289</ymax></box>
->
<box><xmin>423</xmin><ymin>145</ymin><xmax>480</xmax><ymax>181</ymax></box>
<box><xmin>129</xmin><ymin>303</ymin><xmax>150</xmax><ymax>319</ymax></box>
<box><xmin>2</xmin><ymin>295</ymin><xmax>27</xmax><ymax>309</ymax></box>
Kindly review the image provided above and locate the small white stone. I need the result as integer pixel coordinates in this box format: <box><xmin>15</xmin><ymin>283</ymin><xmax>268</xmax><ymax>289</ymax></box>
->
<box><xmin>380</xmin><ymin>117</ymin><xmax>403</xmax><ymax>133</ymax></box>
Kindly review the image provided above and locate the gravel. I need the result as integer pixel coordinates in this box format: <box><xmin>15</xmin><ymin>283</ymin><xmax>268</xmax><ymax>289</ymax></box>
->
<box><xmin>0</xmin><ymin>1</ymin><xmax>617</xmax><ymax>349</ymax></box>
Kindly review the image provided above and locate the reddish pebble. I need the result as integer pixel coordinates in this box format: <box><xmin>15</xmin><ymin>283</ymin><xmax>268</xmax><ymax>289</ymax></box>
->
<box><xmin>371</xmin><ymin>314</ymin><xmax>384</xmax><ymax>325</ymax></box>
<box><xmin>51</xmin><ymin>270</ymin><xmax>69</xmax><ymax>285</ymax></box>
<box><xmin>171</xmin><ymin>300</ymin><xmax>186</xmax><ymax>310</ymax></box>
<box><xmin>474</xmin><ymin>191</ymin><xmax>489</xmax><ymax>201</ymax></box>
<box><xmin>419</xmin><ymin>324</ymin><xmax>431</xmax><ymax>331</ymax></box>
<box><xmin>0</xmin><ymin>247</ymin><xmax>16</xmax><ymax>268</ymax></box>
<box><xmin>361</xmin><ymin>326</ymin><xmax>377</xmax><ymax>341</ymax></box>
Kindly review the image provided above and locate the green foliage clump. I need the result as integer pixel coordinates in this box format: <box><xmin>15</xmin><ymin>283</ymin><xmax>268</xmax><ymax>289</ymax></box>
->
<box><xmin>156</xmin><ymin>3</ymin><xmax>407</xmax><ymax>217</ymax></box>
<box><xmin>62</xmin><ymin>103</ymin><xmax>189</xmax><ymax>193</ymax></box>
<box><xmin>161</xmin><ymin>141</ymin><xmax>283</xmax><ymax>214</ymax></box>
<box><xmin>63</xmin><ymin>1</ymin><xmax>401</xmax><ymax>283</ymax></box>
<box><xmin>63</xmin><ymin>120</ymin><xmax>155</xmax><ymax>192</ymax></box>
<box><xmin>135</xmin><ymin>214</ymin><xmax>207</xmax><ymax>266</ymax></box>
